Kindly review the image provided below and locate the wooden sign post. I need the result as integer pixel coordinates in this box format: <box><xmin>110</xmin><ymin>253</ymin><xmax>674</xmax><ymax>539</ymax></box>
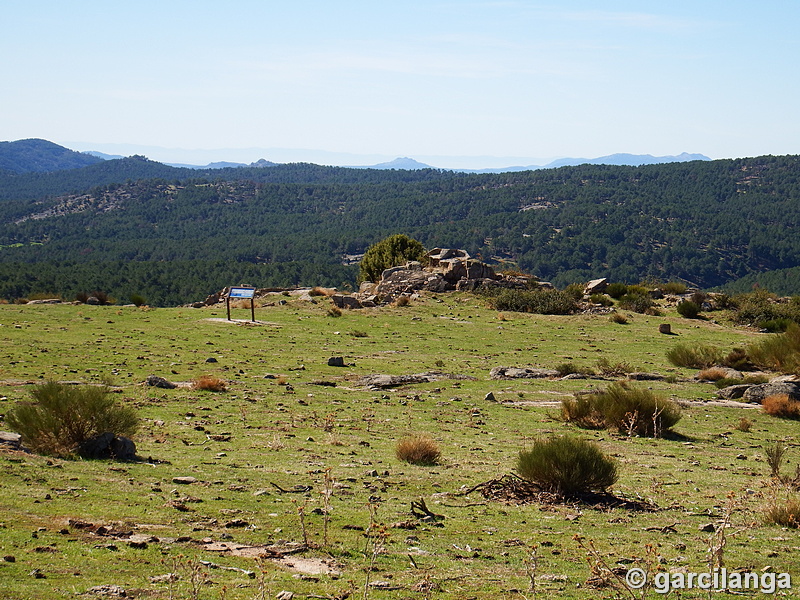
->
<box><xmin>227</xmin><ymin>287</ymin><xmax>256</xmax><ymax>322</ymax></box>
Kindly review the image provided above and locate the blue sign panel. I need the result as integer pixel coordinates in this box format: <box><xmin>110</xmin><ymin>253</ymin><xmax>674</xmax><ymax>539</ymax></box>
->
<box><xmin>229</xmin><ymin>287</ymin><xmax>256</xmax><ymax>299</ymax></box>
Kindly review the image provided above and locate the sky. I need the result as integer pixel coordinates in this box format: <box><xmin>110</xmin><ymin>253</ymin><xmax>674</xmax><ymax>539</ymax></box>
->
<box><xmin>2</xmin><ymin>1</ymin><xmax>799</xmax><ymax>168</ymax></box>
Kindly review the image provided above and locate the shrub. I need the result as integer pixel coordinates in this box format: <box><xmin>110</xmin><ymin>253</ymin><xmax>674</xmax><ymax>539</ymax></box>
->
<box><xmin>5</xmin><ymin>381</ymin><xmax>138</xmax><ymax>457</ymax></box>
<box><xmin>606</xmin><ymin>283</ymin><xmax>628</xmax><ymax>299</ymax></box>
<box><xmin>358</xmin><ymin>234</ymin><xmax>425</xmax><ymax>283</ymax></box>
<box><xmin>326</xmin><ymin>305</ymin><xmax>342</xmax><ymax>317</ymax></box>
<box><xmin>395</xmin><ymin>435</ymin><xmax>441</xmax><ymax>465</ymax></box>
<box><xmin>560</xmin><ymin>395</ymin><xmax>606</xmax><ymax>429</ymax></box>
<box><xmin>661</xmin><ymin>281</ymin><xmax>688</xmax><ymax>295</ymax></box>
<box><xmin>129</xmin><ymin>293</ymin><xmax>147</xmax><ymax>307</ymax></box>
<box><xmin>484</xmin><ymin>288</ymin><xmax>577</xmax><ymax>315</ymax></box>
<box><xmin>192</xmin><ymin>375</ymin><xmax>227</xmax><ymax>392</ymax></box>
<box><xmin>309</xmin><ymin>286</ymin><xmax>330</xmax><ymax>297</ymax></box>
<box><xmin>516</xmin><ymin>435</ymin><xmax>618</xmax><ymax>496</ymax></box>
<box><xmin>734</xmin><ymin>417</ymin><xmax>753</xmax><ymax>432</ymax></box>
<box><xmin>666</xmin><ymin>343</ymin><xmax>724</xmax><ymax>369</ymax></box>
<box><xmin>617</xmin><ymin>292</ymin><xmax>653</xmax><ymax>314</ymax></box>
<box><xmin>676</xmin><ymin>300</ymin><xmax>700</xmax><ymax>319</ymax></box>
<box><xmin>608</xmin><ymin>312</ymin><xmax>628</xmax><ymax>324</ymax></box>
<box><xmin>564</xmin><ymin>382</ymin><xmax>681</xmax><ymax>437</ymax></box>
<box><xmin>762</xmin><ymin>394</ymin><xmax>800</xmax><ymax>419</ymax></box>
<box><xmin>759</xmin><ymin>318</ymin><xmax>794</xmax><ymax>333</ymax></box>
<box><xmin>564</xmin><ymin>283</ymin><xmax>585</xmax><ymax>300</ymax></box>
<box><xmin>394</xmin><ymin>295</ymin><xmax>411</xmax><ymax>307</ymax></box>
<box><xmin>595</xmin><ymin>357</ymin><xmax>632</xmax><ymax>377</ymax></box>
<box><xmin>747</xmin><ymin>323</ymin><xmax>800</xmax><ymax>374</ymax></box>
<box><xmin>763</xmin><ymin>494</ymin><xmax>800</xmax><ymax>528</ymax></box>
<box><xmin>723</xmin><ymin>347</ymin><xmax>753</xmax><ymax>370</ymax></box>
<box><xmin>589</xmin><ymin>293</ymin><xmax>613</xmax><ymax>307</ymax></box>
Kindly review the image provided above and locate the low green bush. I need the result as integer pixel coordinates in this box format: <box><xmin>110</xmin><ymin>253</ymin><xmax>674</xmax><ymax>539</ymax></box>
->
<box><xmin>517</xmin><ymin>435</ymin><xmax>618</xmax><ymax>496</ymax></box>
<box><xmin>617</xmin><ymin>292</ymin><xmax>654</xmax><ymax>314</ymax></box>
<box><xmin>661</xmin><ymin>281</ymin><xmax>688</xmax><ymax>294</ymax></box>
<box><xmin>606</xmin><ymin>282</ymin><xmax>628</xmax><ymax>299</ymax></box>
<box><xmin>483</xmin><ymin>288</ymin><xmax>577</xmax><ymax>315</ymax></box>
<box><xmin>747</xmin><ymin>323</ymin><xmax>800</xmax><ymax>374</ymax></box>
<box><xmin>666</xmin><ymin>342</ymin><xmax>724</xmax><ymax>368</ymax></box>
<box><xmin>563</xmin><ymin>382</ymin><xmax>681</xmax><ymax>437</ymax></box>
<box><xmin>588</xmin><ymin>293</ymin><xmax>613</xmax><ymax>306</ymax></box>
<box><xmin>677</xmin><ymin>300</ymin><xmax>700</xmax><ymax>319</ymax></box>
<box><xmin>5</xmin><ymin>381</ymin><xmax>138</xmax><ymax>457</ymax></box>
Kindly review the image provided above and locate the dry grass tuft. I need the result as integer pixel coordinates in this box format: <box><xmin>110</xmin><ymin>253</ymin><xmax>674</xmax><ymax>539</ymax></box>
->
<box><xmin>698</xmin><ymin>367</ymin><xmax>731</xmax><ymax>381</ymax></box>
<box><xmin>394</xmin><ymin>295</ymin><xmax>411</xmax><ymax>307</ymax></box>
<box><xmin>192</xmin><ymin>375</ymin><xmax>227</xmax><ymax>392</ymax></box>
<box><xmin>763</xmin><ymin>494</ymin><xmax>800</xmax><ymax>528</ymax></box>
<box><xmin>734</xmin><ymin>417</ymin><xmax>753</xmax><ymax>432</ymax></box>
<box><xmin>762</xmin><ymin>394</ymin><xmax>800</xmax><ymax>419</ymax></box>
<box><xmin>395</xmin><ymin>435</ymin><xmax>441</xmax><ymax>465</ymax></box>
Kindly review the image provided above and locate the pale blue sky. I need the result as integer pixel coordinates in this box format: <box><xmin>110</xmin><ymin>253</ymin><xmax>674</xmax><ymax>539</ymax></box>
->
<box><xmin>2</xmin><ymin>1</ymin><xmax>798</xmax><ymax>167</ymax></box>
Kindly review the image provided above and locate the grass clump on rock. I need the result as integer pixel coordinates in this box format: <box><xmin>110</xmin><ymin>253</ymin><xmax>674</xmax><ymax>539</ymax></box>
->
<box><xmin>5</xmin><ymin>381</ymin><xmax>138</xmax><ymax>457</ymax></box>
<box><xmin>516</xmin><ymin>435</ymin><xmax>618</xmax><ymax>496</ymax></box>
<box><xmin>562</xmin><ymin>382</ymin><xmax>681</xmax><ymax>437</ymax></box>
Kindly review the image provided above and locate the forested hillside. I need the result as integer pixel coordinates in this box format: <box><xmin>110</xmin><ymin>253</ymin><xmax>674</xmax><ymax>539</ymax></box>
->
<box><xmin>1</xmin><ymin>152</ymin><xmax>799</xmax><ymax>305</ymax></box>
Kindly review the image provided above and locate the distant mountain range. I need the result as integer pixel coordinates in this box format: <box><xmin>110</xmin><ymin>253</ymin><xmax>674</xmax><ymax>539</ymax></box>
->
<box><xmin>1</xmin><ymin>139</ymin><xmax>104</xmax><ymax>173</ymax></box>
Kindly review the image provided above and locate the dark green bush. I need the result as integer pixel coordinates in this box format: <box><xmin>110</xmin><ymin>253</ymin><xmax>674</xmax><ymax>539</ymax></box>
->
<box><xmin>677</xmin><ymin>300</ymin><xmax>700</xmax><ymax>319</ymax></box>
<box><xmin>617</xmin><ymin>292</ymin><xmax>654</xmax><ymax>314</ymax></box>
<box><xmin>129</xmin><ymin>293</ymin><xmax>147</xmax><ymax>307</ymax></box>
<box><xmin>484</xmin><ymin>288</ymin><xmax>577</xmax><ymax>315</ymax></box>
<box><xmin>589</xmin><ymin>293</ymin><xmax>613</xmax><ymax>306</ymax></box>
<box><xmin>358</xmin><ymin>234</ymin><xmax>425</xmax><ymax>283</ymax></box>
<box><xmin>606</xmin><ymin>283</ymin><xmax>628</xmax><ymax>299</ymax></box>
<box><xmin>5</xmin><ymin>381</ymin><xmax>138</xmax><ymax>457</ymax></box>
<box><xmin>666</xmin><ymin>343</ymin><xmax>724</xmax><ymax>369</ymax></box>
<box><xmin>759</xmin><ymin>318</ymin><xmax>794</xmax><ymax>333</ymax></box>
<box><xmin>563</xmin><ymin>382</ymin><xmax>681</xmax><ymax>437</ymax></box>
<box><xmin>516</xmin><ymin>435</ymin><xmax>618</xmax><ymax>496</ymax></box>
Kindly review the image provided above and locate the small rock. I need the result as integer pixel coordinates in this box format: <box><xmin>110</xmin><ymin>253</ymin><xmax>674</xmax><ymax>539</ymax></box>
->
<box><xmin>276</xmin><ymin>592</ymin><xmax>294</xmax><ymax>600</ymax></box>
<box><xmin>172</xmin><ymin>476</ymin><xmax>198</xmax><ymax>485</ymax></box>
<box><xmin>145</xmin><ymin>375</ymin><xmax>177</xmax><ymax>389</ymax></box>
<box><xmin>206</xmin><ymin>357</ymin><xmax>218</xmax><ymax>363</ymax></box>
<box><xmin>484</xmin><ymin>392</ymin><xmax>496</xmax><ymax>402</ymax></box>
<box><xmin>327</xmin><ymin>356</ymin><xmax>345</xmax><ymax>367</ymax></box>
<box><xmin>3</xmin><ymin>555</ymin><xmax>15</xmax><ymax>562</ymax></box>
<box><xmin>87</xmin><ymin>584</ymin><xmax>127</xmax><ymax>596</ymax></box>
<box><xmin>658</xmin><ymin>324</ymin><xmax>672</xmax><ymax>334</ymax></box>
<box><xmin>699</xmin><ymin>523</ymin><xmax>716</xmax><ymax>533</ymax></box>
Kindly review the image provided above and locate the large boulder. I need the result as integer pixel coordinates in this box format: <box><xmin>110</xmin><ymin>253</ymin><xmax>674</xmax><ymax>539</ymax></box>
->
<box><xmin>742</xmin><ymin>381</ymin><xmax>800</xmax><ymax>404</ymax></box>
<box><xmin>78</xmin><ymin>432</ymin><xmax>138</xmax><ymax>460</ymax></box>
<box><xmin>490</xmin><ymin>366</ymin><xmax>560</xmax><ymax>379</ymax></box>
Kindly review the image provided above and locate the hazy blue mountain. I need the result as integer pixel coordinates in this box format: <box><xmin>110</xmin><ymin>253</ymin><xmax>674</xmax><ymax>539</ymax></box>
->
<box><xmin>0</xmin><ymin>139</ymin><xmax>104</xmax><ymax>173</ymax></box>
<box><xmin>355</xmin><ymin>157</ymin><xmax>435</xmax><ymax>170</ymax></box>
<box><xmin>83</xmin><ymin>150</ymin><xmax>125</xmax><ymax>160</ymax></box>
<box><xmin>542</xmin><ymin>152</ymin><xmax>710</xmax><ymax>169</ymax></box>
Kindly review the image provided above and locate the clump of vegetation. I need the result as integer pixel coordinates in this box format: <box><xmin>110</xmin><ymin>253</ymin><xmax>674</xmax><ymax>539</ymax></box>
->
<box><xmin>395</xmin><ymin>435</ymin><xmax>441</xmax><ymax>465</ymax></box>
<box><xmin>762</xmin><ymin>394</ymin><xmax>800</xmax><ymax>419</ymax></box>
<box><xmin>327</xmin><ymin>305</ymin><xmax>342</xmax><ymax>317</ymax></box>
<box><xmin>358</xmin><ymin>233</ymin><xmax>426</xmax><ymax>283</ymax></box>
<box><xmin>555</xmin><ymin>362</ymin><xmax>592</xmax><ymax>377</ymax></box>
<box><xmin>747</xmin><ymin>323</ymin><xmax>800</xmax><ymax>374</ymax></box>
<box><xmin>730</xmin><ymin>289</ymin><xmax>800</xmax><ymax>328</ymax></box>
<box><xmin>393</xmin><ymin>295</ymin><xmax>411</xmax><ymax>307</ymax></box>
<box><xmin>617</xmin><ymin>291</ymin><xmax>654</xmax><ymax>314</ymax></box>
<box><xmin>697</xmin><ymin>366</ymin><xmax>730</xmax><ymax>381</ymax></box>
<box><xmin>5</xmin><ymin>381</ymin><xmax>138</xmax><ymax>457</ymax></box>
<box><xmin>76</xmin><ymin>290</ymin><xmax>114</xmax><ymax>305</ymax></box>
<box><xmin>666</xmin><ymin>342</ymin><xmax>724</xmax><ymax>369</ymax></box>
<box><xmin>660</xmin><ymin>281</ymin><xmax>688</xmax><ymax>294</ymax></box>
<box><xmin>595</xmin><ymin>357</ymin><xmax>632</xmax><ymax>376</ymax></box>
<box><xmin>608</xmin><ymin>312</ymin><xmax>628</xmax><ymax>324</ymax></box>
<box><xmin>483</xmin><ymin>288</ymin><xmax>577</xmax><ymax>315</ymax></box>
<box><xmin>516</xmin><ymin>435</ymin><xmax>618</xmax><ymax>496</ymax></box>
<box><xmin>760</xmin><ymin>318</ymin><xmax>795</xmax><ymax>333</ymax></box>
<box><xmin>562</xmin><ymin>382</ymin><xmax>681</xmax><ymax>437</ymax></box>
<box><xmin>588</xmin><ymin>293</ymin><xmax>613</xmax><ymax>306</ymax></box>
<box><xmin>129</xmin><ymin>293</ymin><xmax>147</xmax><ymax>307</ymax></box>
<box><xmin>677</xmin><ymin>300</ymin><xmax>700</xmax><ymax>319</ymax></box>
<box><xmin>192</xmin><ymin>375</ymin><xmax>227</xmax><ymax>392</ymax></box>
<box><xmin>734</xmin><ymin>417</ymin><xmax>753</xmax><ymax>432</ymax></box>
<box><xmin>309</xmin><ymin>286</ymin><xmax>330</xmax><ymax>297</ymax></box>
<box><xmin>564</xmin><ymin>283</ymin><xmax>585</xmax><ymax>300</ymax></box>
<box><xmin>763</xmin><ymin>494</ymin><xmax>800</xmax><ymax>528</ymax></box>
<box><xmin>605</xmin><ymin>283</ymin><xmax>628</xmax><ymax>299</ymax></box>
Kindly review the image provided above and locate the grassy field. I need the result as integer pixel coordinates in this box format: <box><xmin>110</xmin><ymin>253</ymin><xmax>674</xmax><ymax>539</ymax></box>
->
<box><xmin>0</xmin><ymin>293</ymin><xmax>798</xmax><ymax>599</ymax></box>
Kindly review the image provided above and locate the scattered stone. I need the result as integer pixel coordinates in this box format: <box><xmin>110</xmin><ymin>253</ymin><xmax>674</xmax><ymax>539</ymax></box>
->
<box><xmin>78</xmin><ymin>433</ymin><xmax>137</xmax><ymax>461</ymax></box>
<box><xmin>149</xmin><ymin>573</ymin><xmax>179</xmax><ymax>584</ymax></box>
<box><xmin>145</xmin><ymin>375</ymin><xmax>177</xmax><ymax>389</ymax></box>
<box><xmin>490</xmin><ymin>367</ymin><xmax>560</xmax><ymax>379</ymax></box>
<box><xmin>658</xmin><ymin>324</ymin><xmax>672</xmax><ymax>334</ymax></box>
<box><xmin>276</xmin><ymin>592</ymin><xmax>294</xmax><ymax>600</ymax></box>
<box><xmin>484</xmin><ymin>392</ymin><xmax>496</xmax><ymax>402</ymax></box>
<box><xmin>224</xmin><ymin>519</ymin><xmax>250</xmax><ymax>528</ymax></box>
<box><xmin>584</xmin><ymin>278</ymin><xmax>608</xmax><ymax>295</ymax></box>
<box><xmin>206</xmin><ymin>357</ymin><xmax>218</xmax><ymax>363</ymax></box>
<box><xmin>172</xmin><ymin>476</ymin><xmax>198</xmax><ymax>485</ymax></box>
<box><xmin>716</xmin><ymin>384</ymin><xmax>751</xmax><ymax>400</ymax></box>
<box><xmin>3</xmin><ymin>555</ymin><xmax>15</xmax><ymax>562</ymax></box>
<box><xmin>87</xmin><ymin>585</ymin><xmax>127</xmax><ymax>596</ymax></box>
<box><xmin>699</xmin><ymin>523</ymin><xmax>716</xmax><ymax>533</ymax></box>
<box><xmin>0</xmin><ymin>431</ymin><xmax>22</xmax><ymax>451</ymax></box>
<box><xmin>327</xmin><ymin>356</ymin><xmax>345</xmax><ymax>367</ymax></box>
<box><xmin>358</xmin><ymin>371</ymin><xmax>474</xmax><ymax>389</ymax></box>
<box><xmin>627</xmin><ymin>372</ymin><xmax>665</xmax><ymax>381</ymax></box>
<box><xmin>331</xmin><ymin>294</ymin><xmax>363</xmax><ymax>309</ymax></box>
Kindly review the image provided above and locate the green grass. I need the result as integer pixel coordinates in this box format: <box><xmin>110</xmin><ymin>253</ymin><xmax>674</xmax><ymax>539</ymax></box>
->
<box><xmin>0</xmin><ymin>296</ymin><xmax>796</xmax><ymax>599</ymax></box>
